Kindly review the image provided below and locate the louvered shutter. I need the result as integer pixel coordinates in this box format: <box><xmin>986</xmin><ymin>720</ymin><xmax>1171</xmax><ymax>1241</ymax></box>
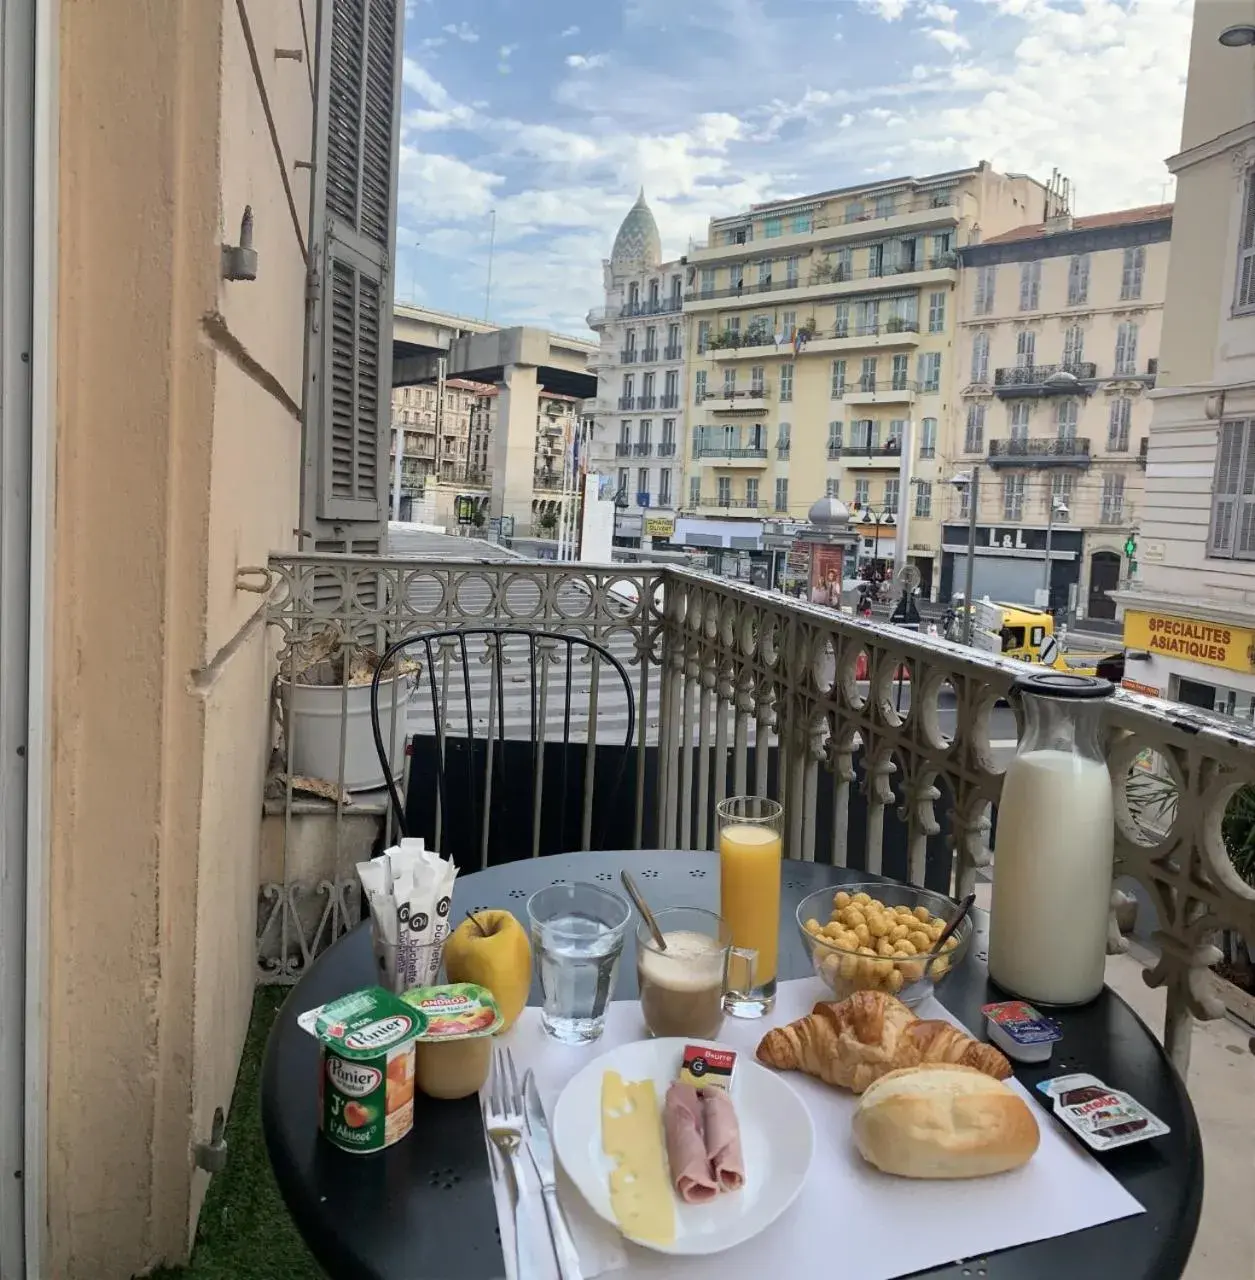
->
<box><xmin>1210</xmin><ymin>421</ymin><xmax>1246</xmax><ymax>555</ymax></box>
<box><xmin>1236</xmin><ymin>422</ymin><xmax>1255</xmax><ymax>558</ymax></box>
<box><xmin>303</xmin><ymin>0</ymin><xmax>403</xmax><ymax>550</ymax></box>
<box><xmin>1237</xmin><ymin>175</ymin><xmax>1255</xmax><ymax>311</ymax></box>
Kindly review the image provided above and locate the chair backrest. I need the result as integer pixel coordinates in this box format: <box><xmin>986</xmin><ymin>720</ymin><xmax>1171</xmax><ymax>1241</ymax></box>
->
<box><xmin>370</xmin><ymin>627</ymin><xmax>637</xmax><ymax>869</ymax></box>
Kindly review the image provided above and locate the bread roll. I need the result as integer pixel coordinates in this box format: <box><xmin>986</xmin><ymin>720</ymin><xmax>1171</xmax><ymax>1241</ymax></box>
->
<box><xmin>852</xmin><ymin>1064</ymin><xmax>1039</xmax><ymax>1179</ymax></box>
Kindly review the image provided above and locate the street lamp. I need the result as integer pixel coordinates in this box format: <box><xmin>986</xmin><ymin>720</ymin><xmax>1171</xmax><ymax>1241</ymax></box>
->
<box><xmin>947</xmin><ymin>467</ymin><xmax>980</xmax><ymax>644</ymax></box>
<box><xmin>1043</xmin><ymin>495</ymin><xmax>1069</xmax><ymax>603</ymax></box>
<box><xmin>857</xmin><ymin>504</ymin><xmax>896</xmax><ymax>573</ymax></box>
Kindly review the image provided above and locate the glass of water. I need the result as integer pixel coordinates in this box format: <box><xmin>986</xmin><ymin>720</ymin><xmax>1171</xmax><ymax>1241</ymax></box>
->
<box><xmin>527</xmin><ymin>882</ymin><xmax>631</xmax><ymax>1044</ymax></box>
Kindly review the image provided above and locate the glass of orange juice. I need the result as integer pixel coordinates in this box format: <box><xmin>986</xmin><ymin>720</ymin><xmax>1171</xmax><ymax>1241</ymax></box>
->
<box><xmin>716</xmin><ymin>795</ymin><xmax>783</xmax><ymax>1017</ymax></box>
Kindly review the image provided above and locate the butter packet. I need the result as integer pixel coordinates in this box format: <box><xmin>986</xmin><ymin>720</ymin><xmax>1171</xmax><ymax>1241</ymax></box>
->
<box><xmin>1036</xmin><ymin>1072</ymin><xmax>1170</xmax><ymax>1152</ymax></box>
<box><xmin>678</xmin><ymin>1044</ymin><xmax>737</xmax><ymax>1094</ymax></box>
<box><xmin>401</xmin><ymin>983</ymin><xmax>503</xmax><ymax>1040</ymax></box>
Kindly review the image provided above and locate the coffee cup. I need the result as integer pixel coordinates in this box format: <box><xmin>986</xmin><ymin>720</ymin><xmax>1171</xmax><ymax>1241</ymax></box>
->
<box><xmin>636</xmin><ymin>907</ymin><xmax>756</xmax><ymax>1040</ymax></box>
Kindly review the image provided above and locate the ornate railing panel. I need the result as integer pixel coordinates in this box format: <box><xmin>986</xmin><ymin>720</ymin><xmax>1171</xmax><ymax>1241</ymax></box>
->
<box><xmin>256</xmin><ymin>555</ymin><xmax>1255</xmax><ymax>1074</ymax></box>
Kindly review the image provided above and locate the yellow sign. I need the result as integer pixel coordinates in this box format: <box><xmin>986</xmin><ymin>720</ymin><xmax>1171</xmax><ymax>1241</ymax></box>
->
<box><xmin>1123</xmin><ymin>610</ymin><xmax>1255</xmax><ymax>674</ymax></box>
<box><xmin>643</xmin><ymin>516</ymin><xmax>674</xmax><ymax>538</ymax></box>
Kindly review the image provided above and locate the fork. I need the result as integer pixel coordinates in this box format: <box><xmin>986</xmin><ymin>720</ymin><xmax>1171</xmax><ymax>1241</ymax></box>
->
<box><xmin>485</xmin><ymin>1046</ymin><xmax>535</xmax><ymax>1279</ymax></box>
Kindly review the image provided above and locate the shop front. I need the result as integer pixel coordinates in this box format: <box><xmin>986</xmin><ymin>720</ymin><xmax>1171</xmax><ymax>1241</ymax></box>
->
<box><xmin>1121</xmin><ymin>607</ymin><xmax>1255</xmax><ymax>717</ymax></box>
<box><xmin>939</xmin><ymin>523</ymin><xmax>1083</xmax><ymax>613</ymax></box>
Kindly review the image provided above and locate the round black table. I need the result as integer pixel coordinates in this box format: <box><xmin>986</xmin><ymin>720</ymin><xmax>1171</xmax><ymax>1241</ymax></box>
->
<box><xmin>262</xmin><ymin>851</ymin><xmax>1202</xmax><ymax>1280</ymax></box>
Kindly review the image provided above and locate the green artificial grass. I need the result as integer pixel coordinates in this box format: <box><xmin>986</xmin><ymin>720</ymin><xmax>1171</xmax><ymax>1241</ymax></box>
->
<box><xmin>143</xmin><ymin>986</ymin><xmax>323</xmax><ymax>1279</ymax></box>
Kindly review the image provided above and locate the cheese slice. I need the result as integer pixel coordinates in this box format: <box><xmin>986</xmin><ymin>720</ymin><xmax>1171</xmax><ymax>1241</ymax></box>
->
<box><xmin>600</xmin><ymin>1070</ymin><xmax>676</xmax><ymax>1246</ymax></box>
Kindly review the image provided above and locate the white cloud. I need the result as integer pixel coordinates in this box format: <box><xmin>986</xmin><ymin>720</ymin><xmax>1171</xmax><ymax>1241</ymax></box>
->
<box><xmin>398</xmin><ymin>148</ymin><xmax>503</xmax><ymax>219</ymax></box>
<box><xmin>924</xmin><ymin>26</ymin><xmax>970</xmax><ymax>51</ymax></box>
<box><xmin>565</xmin><ymin>53</ymin><xmax>609</xmax><ymax>69</ymax></box>
<box><xmin>418</xmin><ymin>36</ymin><xmax>445</xmax><ymax>50</ymax></box>
<box><xmin>499</xmin><ymin>44</ymin><xmax>518</xmax><ymax>59</ymax></box>
<box><xmin>560</xmin><ymin>24</ymin><xmax>580</xmax><ymax>37</ymax></box>
<box><xmin>859</xmin><ymin>0</ymin><xmax>912</xmax><ymax>18</ymax></box>
<box><xmin>441</xmin><ymin>21</ymin><xmax>478</xmax><ymax>43</ymax></box>
<box><xmin>921</xmin><ymin>1</ymin><xmax>958</xmax><ymax>22</ymax></box>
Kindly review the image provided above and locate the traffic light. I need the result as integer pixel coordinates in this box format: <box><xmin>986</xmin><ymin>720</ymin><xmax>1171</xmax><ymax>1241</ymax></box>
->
<box><xmin>1123</xmin><ymin>533</ymin><xmax>1137</xmax><ymax>559</ymax></box>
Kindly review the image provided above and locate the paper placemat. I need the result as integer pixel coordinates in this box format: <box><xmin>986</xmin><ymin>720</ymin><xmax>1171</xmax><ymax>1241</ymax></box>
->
<box><xmin>483</xmin><ymin>979</ymin><xmax>1145</xmax><ymax>1280</ymax></box>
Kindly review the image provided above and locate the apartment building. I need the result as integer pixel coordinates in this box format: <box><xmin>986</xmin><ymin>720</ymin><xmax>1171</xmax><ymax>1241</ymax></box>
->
<box><xmin>1114</xmin><ymin>0</ymin><xmax>1255</xmax><ymax>715</ymax></box>
<box><xmin>676</xmin><ymin>163</ymin><xmax>1050</xmax><ymax>592</ymax></box>
<box><xmin>389</xmin><ymin>377</ymin><xmax>493</xmax><ymax>502</ymax></box>
<box><xmin>587</xmin><ymin>192</ymin><xmax>686</xmax><ymax>540</ymax></box>
<box><xmin>948</xmin><ymin>205</ymin><xmax>1172</xmax><ymax>617</ymax></box>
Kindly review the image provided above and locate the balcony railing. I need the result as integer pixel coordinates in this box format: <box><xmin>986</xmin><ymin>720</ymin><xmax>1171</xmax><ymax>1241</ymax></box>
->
<box><xmin>993</xmin><ymin>363</ymin><xmax>1098</xmax><ymax>396</ymax></box>
<box><xmin>1138</xmin><ymin>438</ymin><xmax>1149</xmax><ymax>468</ymax></box>
<box><xmin>827</xmin><ymin>442</ymin><xmax>842</xmax><ymax>460</ymax></box>
<box><xmin>618</xmin><ymin>395</ymin><xmax>635</xmax><ymax>410</ymax></box>
<box><xmin>620</xmin><ymin>349</ymin><xmax>639</xmax><ymax>364</ymax></box>
<box><xmin>621</xmin><ymin>297</ymin><xmax>683</xmax><ymax>317</ymax></box>
<box><xmin>849</xmin><ymin>378</ymin><xmax>918</xmax><ymax>394</ymax></box>
<box><xmin>660</xmin><ymin>393</ymin><xmax>680</xmax><ymax>409</ymax></box>
<box><xmin>261</xmin><ymin>555</ymin><xmax>1255</xmax><ymax>1076</ymax></box>
<box><xmin>657</xmin><ymin>442</ymin><xmax>677</xmax><ymax>457</ymax></box>
<box><xmin>831</xmin><ymin>320</ymin><xmax>921</xmax><ymax>339</ymax></box>
<box><xmin>534</xmin><ymin>472</ymin><xmax>564</xmax><ymax>491</ymax></box>
<box><xmin>777</xmin><ymin>444</ymin><xmax>791</xmax><ymax>460</ymax></box>
<box><xmin>615</xmin><ymin>442</ymin><xmax>632</xmax><ymax>457</ymax></box>
<box><xmin>692</xmin><ymin>445</ymin><xmax>769</xmax><ymax>461</ymax></box>
<box><xmin>689</xmin><ymin>496</ymin><xmax>762</xmax><ymax>509</ymax></box>
<box><xmin>633</xmin><ymin>441</ymin><xmax>653</xmax><ymax>457</ymax></box>
<box><xmin>686</xmin><ymin>256</ymin><xmax>957</xmax><ymax>302</ymax></box>
<box><xmin>834</xmin><ymin>441</ymin><xmax>905</xmax><ymax>460</ymax></box>
<box><xmin>641</xmin><ymin>347</ymin><xmax>658</xmax><ymax>363</ymax></box>
<box><xmin>698</xmin><ymin>388</ymin><xmax>769</xmax><ymax>404</ymax></box>
<box><xmin>637</xmin><ymin>394</ymin><xmax>657</xmax><ymax>409</ymax></box>
<box><xmin>987</xmin><ymin>436</ymin><xmax>1092</xmax><ymax>466</ymax></box>
<box><xmin>663</xmin><ymin>344</ymin><xmax>683</xmax><ymax>360</ymax></box>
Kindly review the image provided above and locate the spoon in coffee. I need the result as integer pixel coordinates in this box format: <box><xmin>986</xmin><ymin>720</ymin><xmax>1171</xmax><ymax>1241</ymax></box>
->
<box><xmin>621</xmin><ymin>870</ymin><xmax>667</xmax><ymax>950</ymax></box>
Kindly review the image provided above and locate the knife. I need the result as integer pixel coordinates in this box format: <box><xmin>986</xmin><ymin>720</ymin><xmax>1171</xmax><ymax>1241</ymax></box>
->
<box><xmin>523</xmin><ymin>1069</ymin><xmax>584</xmax><ymax>1280</ymax></box>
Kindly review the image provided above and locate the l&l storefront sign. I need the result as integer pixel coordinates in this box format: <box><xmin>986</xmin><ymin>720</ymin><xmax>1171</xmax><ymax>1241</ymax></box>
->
<box><xmin>1124</xmin><ymin>610</ymin><xmax>1255</xmax><ymax>674</ymax></box>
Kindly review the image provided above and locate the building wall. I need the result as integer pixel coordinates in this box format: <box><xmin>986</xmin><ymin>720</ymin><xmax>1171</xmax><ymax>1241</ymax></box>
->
<box><xmin>47</xmin><ymin>0</ymin><xmax>306</xmax><ymax>1272</ymax></box>
<box><xmin>952</xmin><ymin>214</ymin><xmax>1170</xmax><ymax>613</ymax></box>
<box><xmin>677</xmin><ymin>164</ymin><xmax>1048</xmax><ymax>586</ymax></box>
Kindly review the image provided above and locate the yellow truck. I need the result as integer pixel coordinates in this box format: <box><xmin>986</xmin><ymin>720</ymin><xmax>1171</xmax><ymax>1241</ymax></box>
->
<box><xmin>967</xmin><ymin>600</ymin><xmax>1119</xmax><ymax>677</ymax></box>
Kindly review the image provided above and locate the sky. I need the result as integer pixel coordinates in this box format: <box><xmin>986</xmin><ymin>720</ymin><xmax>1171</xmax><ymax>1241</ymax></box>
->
<box><xmin>397</xmin><ymin>0</ymin><xmax>1193</xmax><ymax>335</ymax></box>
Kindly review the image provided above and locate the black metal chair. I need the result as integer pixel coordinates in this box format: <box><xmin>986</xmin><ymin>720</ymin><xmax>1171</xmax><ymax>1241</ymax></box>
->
<box><xmin>369</xmin><ymin>627</ymin><xmax>638</xmax><ymax>868</ymax></box>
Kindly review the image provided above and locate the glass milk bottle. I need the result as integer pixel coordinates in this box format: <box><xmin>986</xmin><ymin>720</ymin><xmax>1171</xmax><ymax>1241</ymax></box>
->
<box><xmin>988</xmin><ymin>672</ymin><xmax>1115</xmax><ymax>1005</ymax></box>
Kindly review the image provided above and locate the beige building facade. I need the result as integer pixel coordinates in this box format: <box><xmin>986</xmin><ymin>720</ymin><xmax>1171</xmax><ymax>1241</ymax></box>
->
<box><xmin>1115</xmin><ymin>0</ymin><xmax>1255</xmax><ymax>713</ymax></box>
<box><xmin>677</xmin><ymin>163</ymin><xmax>1050</xmax><ymax>595</ymax></box>
<box><xmin>950</xmin><ymin>205</ymin><xmax>1171</xmax><ymax>617</ymax></box>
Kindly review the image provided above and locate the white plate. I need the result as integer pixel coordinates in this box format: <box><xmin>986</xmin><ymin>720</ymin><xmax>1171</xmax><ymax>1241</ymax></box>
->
<box><xmin>551</xmin><ymin>1037</ymin><xmax>815</xmax><ymax>1257</ymax></box>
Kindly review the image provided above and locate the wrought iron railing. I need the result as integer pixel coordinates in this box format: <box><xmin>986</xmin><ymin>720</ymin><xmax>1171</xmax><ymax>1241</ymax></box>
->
<box><xmin>987</xmin><ymin>436</ymin><xmax>1092</xmax><ymax>463</ymax></box>
<box><xmin>259</xmin><ymin>557</ymin><xmax>1255</xmax><ymax>1075</ymax></box>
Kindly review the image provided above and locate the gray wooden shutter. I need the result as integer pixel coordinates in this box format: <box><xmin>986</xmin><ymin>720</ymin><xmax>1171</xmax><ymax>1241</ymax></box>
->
<box><xmin>302</xmin><ymin>0</ymin><xmax>403</xmax><ymax>553</ymax></box>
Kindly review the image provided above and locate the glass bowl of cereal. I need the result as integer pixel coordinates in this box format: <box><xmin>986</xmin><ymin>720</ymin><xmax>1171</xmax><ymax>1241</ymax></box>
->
<box><xmin>794</xmin><ymin>882</ymin><xmax>973</xmax><ymax>1009</ymax></box>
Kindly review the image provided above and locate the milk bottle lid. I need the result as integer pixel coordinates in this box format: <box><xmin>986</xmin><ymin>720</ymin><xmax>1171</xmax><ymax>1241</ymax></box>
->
<box><xmin>1013</xmin><ymin>671</ymin><xmax>1114</xmax><ymax>699</ymax></box>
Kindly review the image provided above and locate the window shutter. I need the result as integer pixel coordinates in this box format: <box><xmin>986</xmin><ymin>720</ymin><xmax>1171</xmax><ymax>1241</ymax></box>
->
<box><xmin>1238</xmin><ymin>422</ymin><xmax>1255</xmax><ymax>556</ymax></box>
<box><xmin>303</xmin><ymin>0</ymin><xmax>403</xmax><ymax>550</ymax></box>
<box><xmin>1237</xmin><ymin>175</ymin><xmax>1255</xmax><ymax>311</ymax></box>
<box><xmin>1210</xmin><ymin>421</ymin><xmax>1246</xmax><ymax>555</ymax></box>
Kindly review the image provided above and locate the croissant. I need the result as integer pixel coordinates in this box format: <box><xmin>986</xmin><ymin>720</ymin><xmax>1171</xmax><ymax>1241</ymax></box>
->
<box><xmin>756</xmin><ymin>990</ymin><xmax>1012</xmax><ymax>1094</ymax></box>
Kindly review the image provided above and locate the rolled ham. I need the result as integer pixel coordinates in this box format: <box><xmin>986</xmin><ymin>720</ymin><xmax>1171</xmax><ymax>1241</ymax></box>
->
<box><xmin>701</xmin><ymin>1087</ymin><xmax>746</xmax><ymax>1192</ymax></box>
<box><xmin>662</xmin><ymin>1082</ymin><xmax>718</xmax><ymax>1204</ymax></box>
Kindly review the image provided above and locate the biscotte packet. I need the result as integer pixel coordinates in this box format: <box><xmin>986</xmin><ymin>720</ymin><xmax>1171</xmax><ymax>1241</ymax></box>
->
<box><xmin>357</xmin><ymin>838</ymin><xmax>458</xmax><ymax>992</ymax></box>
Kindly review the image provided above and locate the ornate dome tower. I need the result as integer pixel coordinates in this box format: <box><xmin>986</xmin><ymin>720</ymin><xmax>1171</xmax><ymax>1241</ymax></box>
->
<box><xmin>610</xmin><ymin>189</ymin><xmax>662</xmax><ymax>270</ymax></box>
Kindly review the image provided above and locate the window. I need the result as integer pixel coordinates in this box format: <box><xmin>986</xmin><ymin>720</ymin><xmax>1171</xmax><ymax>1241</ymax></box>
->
<box><xmin>782</xmin><ymin>310</ymin><xmax>797</xmax><ymax>340</ymax></box>
<box><xmin>928</xmin><ymin>290</ymin><xmax>946</xmax><ymax>333</ymax></box>
<box><xmin>671</xmin><ymin>274</ymin><xmax>682</xmax><ymax>304</ymax></box>
<box><xmin>851</xmin><ymin>418</ymin><xmax>876</xmax><ymax>448</ymax></box>
<box><xmin>638</xmin><ymin>419</ymin><xmax>652</xmax><ymax>445</ymax></box>
<box><xmin>860</xmin><ymin>357</ymin><xmax>878</xmax><ymax>392</ymax></box>
<box><xmin>970</xmin><ymin>331</ymin><xmax>990</xmax><ymax>383</ymax></box>
<box><xmin>624</xmin><ymin>330</ymin><xmax>637</xmax><ymax>356</ymax></box>
<box><xmin>918</xmin><ymin>352</ymin><xmax>941</xmax><ymax>392</ymax></box>
<box><xmin>888</xmin><ymin>294</ymin><xmax>917</xmax><ymax>330</ymax></box>
<box><xmin>974</xmin><ymin>265</ymin><xmax>996</xmax><ymax>315</ymax></box>
<box><xmin>777</xmin><ymin>422</ymin><xmax>791</xmax><ymax>456</ymax></box>
<box><xmin>745</xmin><ymin>478</ymin><xmax>759</xmax><ymax>507</ymax></box>
<box><xmin>619</xmin><ymin>421</ymin><xmax>631</xmax><ymax>445</ymax></box>
<box><xmin>831</xmin><ymin>359</ymin><xmax>846</xmax><ymax>397</ymax></box>
<box><xmin>1101</xmin><ymin>473</ymin><xmax>1125</xmax><ymax>524</ymax></box>
<box><xmin>854</xmin><ymin>299</ymin><xmax>879</xmax><ymax>335</ymax></box>
<box><xmin>641</xmin><ymin>371</ymin><xmax>655</xmax><ymax>400</ymax></box>
<box><xmin>617</xmin><ymin>466</ymin><xmax>629</xmax><ymax>496</ymax></box>
<box><xmin>1010</xmin><ymin>401</ymin><xmax>1030</xmax><ymax>441</ymax></box>
<box><xmin>644</xmin><ymin>325</ymin><xmax>656</xmax><ymax>354</ymax></box>
<box><xmin>664</xmin><ymin>369</ymin><xmax>678</xmax><ymax>400</ymax></box>
<box><xmin>695</xmin><ymin>370</ymin><xmax>707</xmax><ymax>402</ymax></box>
<box><xmin>826</xmin><ymin>478</ymin><xmax>840</xmax><ymax>499</ymax></box>
<box><xmin>1067</xmin><ymin>254</ymin><xmax>1090</xmax><ymax>306</ymax></box>
<box><xmin>751</xmin><ymin>365</ymin><xmax>765</xmax><ymax>393</ymax></box>
<box><xmin>778</xmin><ymin>363</ymin><xmax>794</xmax><ymax>401</ymax></box>
<box><xmin>964</xmin><ymin>404</ymin><xmax>985</xmax><ymax>453</ymax></box>
<box><xmin>792</xmin><ymin>213</ymin><xmax>812</xmax><ymax>234</ymax></box>
<box><xmin>958</xmin><ymin>482</ymin><xmax>971</xmax><ymax>519</ymax></box>
<box><xmin>628</xmin><ymin>282</ymin><xmax>640</xmax><ymax>308</ymax></box>
<box><xmin>920</xmin><ymin>417</ymin><xmax>937</xmax><ymax>458</ymax></box>
<box><xmin>1114</xmin><ymin>322</ymin><xmax>1138</xmax><ymax>375</ymax></box>
<box><xmin>717</xmin><ymin>476</ymin><xmax>732</xmax><ymax>505</ymax></box>
<box><xmin>1238</xmin><ymin>172</ymin><xmax>1255</xmax><ymax>312</ymax></box>
<box><xmin>1209</xmin><ymin>419</ymin><xmax>1255</xmax><ymax>557</ymax></box>
<box><xmin>885</xmin><ymin>478</ymin><xmax>900</xmax><ymax>513</ymax></box>
<box><xmin>827</xmin><ymin>421</ymin><xmax>843</xmax><ymax>455</ymax></box>
<box><xmin>775</xmin><ymin>477</ymin><xmax>789</xmax><ymax>511</ymax></box>
<box><xmin>834</xmin><ymin>301</ymin><xmax>850</xmax><ymax>337</ymax></box>
<box><xmin>764</xmin><ymin>216</ymin><xmax>782</xmax><ymax>239</ymax></box>
<box><xmin>915</xmin><ymin>480</ymin><xmax>932</xmax><ymax>518</ymax></box>
<box><xmin>875</xmin><ymin>194</ymin><xmax>895</xmax><ymax>219</ymax></box>
<box><xmin>723</xmin><ymin>367</ymin><xmax>736</xmax><ymax>396</ymax></box>
<box><xmin>1015</xmin><ymin>329</ymin><xmax>1036</xmax><ymax>366</ymax></box>
<box><xmin>753</xmin><ymin>262</ymin><xmax>772</xmax><ymax>293</ymax></box>
<box><xmin>697</xmin><ymin>319</ymin><xmax>711</xmax><ymax>353</ymax></box>
<box><xmin>1056</xmin><ymin>398</ymin><xmax>1078</xmax><ymax>441</ymax></box>
<box><xmin>868</xmin><ymin>243</ymin><xmax>884</xmax><ymax>277</ymax></box>
<box><xmin>648</xmin><ymin>279</ymin><xmax>660</xmax><ymax>307</ymax></box>
<box><xmin>667</xmin><ymin>322</ymin><xmax>680</xmax><ymax>351</ymax></box>
<box><xmin>1120</xmin><ymin>246</ymin><xmax>1146</xmax><ymax>301</ymax></box>
<box><xmin>785</xmin><ymin>257</ymin><xmax>799</xmax><ymax>286</ymax></box>
<box><xmin>622</xmin><ymin>372</ymin><xmax>635</xmax><ymax>399</ymax></box>
<box><xmin>1003</xmin><ymin>474</ymin><xmax>1026</xmax><ymax>521</ymax></box>
<box><xmin>888</xmin><ymin>419</ymin><xmax>906</xmax><ymax>448</ymax></box>
<box><xmin>891</xmin><ymin>354</ymin><xmax>909</xmax><ymax>390</ymax></box>
<box><xmin>1051</xmin><ymin>472</ymin><xmax>1075</xmax><ymax>512</ymax></box>
<box><xmin>730</xmin><ymin>263</ymin><xmax>744</xmax><ymax>292</ymax></box>
<box><xmin>659</xmin><ymin>470</ymin><xmax>672</xmax><ymax>506</ymax></box>
<box><xmin>836</xmin><ymin>247</ymin><xmax>854</xmax><ymax>280</ymax></box>
<box><xmin>1019</xmin><ymin>260</ymin><xmax>1041</xmax><ymax>311</ymax></box>
<box><xmin>699</xmin><ymin>267</ymin><xmax>715</xmax><ymax>297</ymax></box>
<box><xmin>637</xmin><ymin>467</ymin><xmax>650</xmax><ymax>501</ymax></box>
<box><xmin>662</xmin><ymin>418</ymin><xmax>675</xmax><ymax>446</ymax></box>
<box><xmin>1108</xmin><ymin>398</ymin><xmax>1132</xmax><ymax>452</ymax></box>
<box><xmin>690</xmin><ymin>475</ymin><xmax>701</xmax><ymax>506</ymax></box>
<box><xmin>932</xmin><ymin>231</ymin><xmax>953</xmax><ymax>258</ymax></box>
<box><xmin>1062</xmin><ymin>324</ymin><xmax>1084</xmax><ymax>368</ymax></box>
<box><xmin>854</xmin><ymin>477</ymin><xmax>870</xmax><ymax>507</ymax></box>
<box><xmin>845</xmin><ymin>201</ymin><xmax>865</xmax><ymax>223</ymax></box>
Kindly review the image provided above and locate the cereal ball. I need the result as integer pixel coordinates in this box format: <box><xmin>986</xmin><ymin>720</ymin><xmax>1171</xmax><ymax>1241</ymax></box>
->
<box><xmin>852</xmin><ymin>892</ymin><xmax>872</xmax><ymax>906</ymax></box>
<box><xmin>895</xmin><ymin>939</ymin><xmax>917</xmax><ymax>956</ymax></box>
<box><xmin>805</xmin><ymin>917</ymin><xmax>822</xmax><ymax>936</ymax></box>
<box><xmin>913</xmin><ymin>905</ymin><xmax>932</xmax><ymax>923</ymax></box>
<box><xmin>902</xmin><ymin>960</ymin><xmax>925</xmax><ymax>983</ymax></box>
<box><xmin>819</xmin><ymin>954</ymin><xmax>842</xmax><ymax>984</ymax></box>
<box><xmin>834</xmin><ymin>891</ymin><xmax>851</xmax><ymax>909</ymax></box>
<box><xmin>854</xmin><ymin>924</ymin><xmax>872</xmax><ymax>948</ymax></box>
<box><xmin>867</xmin><ymin>913</ymin><xmax>890</xmax><ymax>938</ymax></box>
<box><xmin>838</xmin><ymin>953</ymin><xmax>859</xmax><ymax>980</ymax></box>
<box><xmin>876</xmin><ymin>937</ymin><xmax>895</xmax><ymax>958</ymax></box>
<box><xmin>821</xmin><ymin>922</ymin><xmax>843</xmax><ymax>940</ymax></box>
<box><xmin>932</xmin><ymin>957</ymin><xmax>951</xmax><ymax>978</ymax></box>
<box><xmin>886</xmin><ymin>968</ymin><xmax>905</xmax><ymax>994</ymax></box>
<box><xmin>857</xmin><ymin>945</ymin><xmax>877</xmax><ymax>957</ymax></box>
<box><xmin>943</xmin><ymin>935</ymin><xmax>958</xmax><ymax>952</ymax></box>
<box><xmin>908</xmin><ymin>930</ymin><xmax>932</xmax><ymax>952</ymax></box>
<box><xmin>890</xmin><ymin>923</ymin><xmax>910</xmax><ymax>942</ymax></box>
<box><xmin>927</xmin><ymin>920</ymin><xmax>945</xmax><ymax>940</ymax></box>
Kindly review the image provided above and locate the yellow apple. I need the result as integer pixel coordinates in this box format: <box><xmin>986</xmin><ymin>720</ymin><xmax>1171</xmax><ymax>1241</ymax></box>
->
<box><xmin>443</xmin><ymin>910</ymin><xmax>531</xmax><ymax>1030</ymax></box>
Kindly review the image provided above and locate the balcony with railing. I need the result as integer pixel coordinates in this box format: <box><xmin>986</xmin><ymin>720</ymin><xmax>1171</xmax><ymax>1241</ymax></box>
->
<box><xmin>986</xmin><ymin>436</ymin><xmax>1093</xmax><ymax>467</ymax></box>
<box><xmin>842</xmin><ymin>377</ymin><xmax>918</xmax><ymax>406</ymax></box>
<box><xmin>615</xmin><ymin>442</ymin><xmax>633</xmax><ymax>457</ymax></box>
<box><xmin>637</xmin><ymin>394</ymin><xmax>657</xmax><ymax>410</ymax></box>
<box><xmin>261</xmin><ymin>554</ymin><xmax>1255</xmax><ymax>1078</ymax></box>
<box><xmin>663</xmin><ymin>344</ymin><xmax>684</xmax><ymax>360</ymax></box>
<box><xmin>641</xmin><ymin>347</ymin><xmax>659</xmax><ymax>363</ymax></box>
<box><xmin>657</xmin><ymin>441</ymin><xmax>677</xmax><ymax>457</ymax></box>
<box><xmin>835</xmin><ymin>441</ymin><xmax>907</xmax><ymax>469</ymax></box>
<box><xmin>698</xmin><ymin>387</ymin><xmax>771</xmax><ymax>412</ymax></box>
<box><xmin>660</xmin><ymin>393</ymin><xmax>681</xmax><ymax>409</ymax></box>
<box><xmin>621</xmin><ymin>297</ymin><xmax>683</xmax><ymax>318</ymax></box>
<box><xmin>993</xmin><ymin>363</ymin><xmax>1099</xmax><ymax>397</ymax></box>
<box><xmin>691</xmin><ymin>444</ymin><xmax>770</xmax><ymax>467</ymax></box>
<box><xmin>620</xmin><ymin>349</ymin><xmax>639</xmax><ymax>364</ymax></box>
<box><xmin>686</xmin><ymin>256</ymin><xmax>959</xmax><ymax>309</ymax></box>
<box><xmin>633</xmin><ymin>441</ymin><xmax>654</xmax><ymax>457</ymax></box>
<box><xmin>618</xmin><ymin>395</ymin><xmax>635</xmax><ymax>410</ymax></box>
<box><xmin>686</xmin><ymin>496</ymin><xmax>763</xmax><ymax>510</ymax></box>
